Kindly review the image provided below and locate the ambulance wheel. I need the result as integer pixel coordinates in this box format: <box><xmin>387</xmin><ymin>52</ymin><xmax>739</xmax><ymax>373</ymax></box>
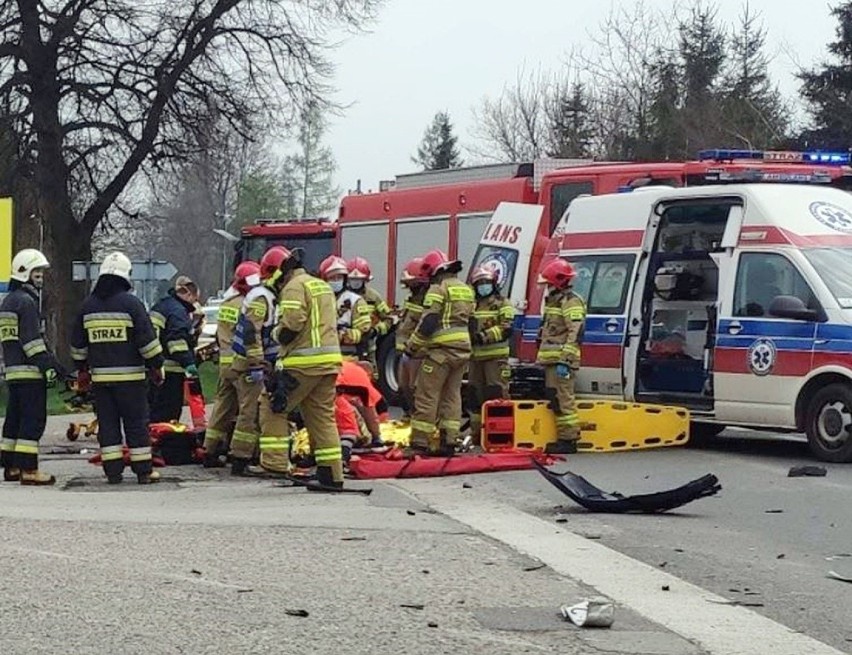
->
<box><xmin>804</xmin><ymin>383</ymin><xmax>852</xmax><ymax>463</ymax></box>
<box><xmin>687</xmin><ymin>422</ymin><xmax>725</xmax><ymax>447</ymax></box>
<box><xmin>375</xmin><ymin>336</ymin><xmax>401</xmax><ymax>406</ymax></box>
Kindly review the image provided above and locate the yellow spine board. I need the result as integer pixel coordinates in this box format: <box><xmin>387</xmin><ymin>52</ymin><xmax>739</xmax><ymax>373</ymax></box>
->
<box><xmin>482</xmin><ymin>399</ymin><xmax>690</xmax><ymax>453</ymax></box>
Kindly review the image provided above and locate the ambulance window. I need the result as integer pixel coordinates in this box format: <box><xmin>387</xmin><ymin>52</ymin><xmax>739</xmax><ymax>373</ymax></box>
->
<box><xmin>571</xmin><ymin>255</ymin><xmax>634</xmax><ymax>314</ymax></box>
<box><xmin>550</xmin><ymin>181</ymin><xmax>594</xmax><ymax>234</ymax></box>
<box><xmin>734</xmin><ymin>253</ymin><xmax>818</xmax><ymax>318</ymax></box>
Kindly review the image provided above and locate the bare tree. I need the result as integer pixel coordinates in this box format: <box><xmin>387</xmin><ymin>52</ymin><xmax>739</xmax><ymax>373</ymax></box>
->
<box><xmin>0</xmin><ymin>0</ymin><xmax>380</xmax><ymax>357</ymax></box>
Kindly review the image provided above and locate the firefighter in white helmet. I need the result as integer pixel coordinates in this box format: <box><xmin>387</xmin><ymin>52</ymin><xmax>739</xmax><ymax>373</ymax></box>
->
<box><xmin>0</xmin><ymin>249</ymin><xmax>60</xmax><ymax>485</ymax></box>
<box><xmin>71</xmin><ymin>252</ymin><xmax>166</xmax><ymax>484</ymax></box>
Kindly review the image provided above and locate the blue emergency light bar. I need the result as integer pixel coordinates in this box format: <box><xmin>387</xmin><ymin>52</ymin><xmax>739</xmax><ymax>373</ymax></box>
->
<box><xmin>698</xmin><ymin>148</ymin><xmax>851</xmax><ymax>166</ymax></box>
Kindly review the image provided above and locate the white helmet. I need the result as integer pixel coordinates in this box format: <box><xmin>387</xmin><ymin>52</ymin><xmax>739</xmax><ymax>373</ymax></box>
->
<box><xmin>10</xmin><ymin>248</ymin><xmax>50</xmax><ymax>283</ymax></box>
<box><xmin>98</xmin><ymin>252</ymin><xmax>132</xmax><ymax>281</ymax></box>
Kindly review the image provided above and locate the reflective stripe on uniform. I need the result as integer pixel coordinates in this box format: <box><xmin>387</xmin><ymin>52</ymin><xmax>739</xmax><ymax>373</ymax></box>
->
<box><xmin>280</xmin><ymin>346</ymin><xmax>342</xmax><ymax>369</ymax></box>
<box><xmin>472</xmin><ymin>342</ymin><xmax>510</xmax><ymax>359</ymax></box>
<box><xmin>314</xmin><ymin>445</ymin><xmax>342</xmax><ymax>464</ymax></box>
<box><xmin>1</xmin><ymin>437</ymin><xmax>16</xmax><ymax>452</ymax></box>
<box><xmin>259</xmin><ymin>435</ymin><xmax>291</xmax><ymax>452</ymax></box>
<box><xmin>231</xmin><ymin>430</ymin><xmax>258</xmax><ymax>447</ymax></box>
<box><xmin>139</xmin><ymin>338</ymin><xmax>163</xmax><ymax>359</ymax></box>
<box><xmin>83</xmin><ymin>313</ymin><xmax>133</xmax><ymax>327</ymax></box>
<box><xmin>14</xmin><ymin>439</ymin><xmax>39</xmax><ymax>454</ymax></box>
<box><xmin>439</xmin><ymin>419</ymin><xmax>461</xmax><ymax>431</ymax></box>
<box><xmin>555</xmin><ymin>413</ymin><xmax>580</xmax><ymax>426</ymax></box>
<box><xmin>91</xmin><ymin>366</ymin><xmax>146</xmax><ymax>383</ymax></box>
<box><xmin>163</xmin><ymin>359</ymin><xmax>184</xmax><ymax>373</ymax></box>
<box><xmin>167</xmin><ymin>340</ymin><xmax>189</xmax><ymax>353</ymax></box>
<box><xmin>129</xmin><ymin>447</ymin><xmax>152</xmax><ymax>462</ymax></box>
<box><xmin>411</xmin><ymin>419</ymin><xmax>436</xmax><ymax>434</ymax></box>
<box><xmin>219</xmin><ymin>354</ymin><xmax>235</xmax><ymax>366</ymax></box>
<box><xmin>4</xmin><ymin>365</ymin><xmax>42</xmax><ymax>381</ymax></box>
<box><xmin>101</xmin><ymin>445</ymin><xmax>124</xmax><ymax>462</ymax></box>
<box><xmin>22</xmin><ymin>338</ymin><xmax>47</xmax><ymax>357</ymax></box>
<box><xmin>149</xmin><ymin>311</ymin><xmax>166</xmax><ymax>330</ymax></box>
<box><xmin>70</xmin><ymin>345</ymin><xmax>89</xmax><ymax>361</ymax></box>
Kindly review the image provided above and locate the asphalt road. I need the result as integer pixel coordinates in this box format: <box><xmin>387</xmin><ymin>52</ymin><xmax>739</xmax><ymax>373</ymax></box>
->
<box><xmin>447</xmin><ymin>429</ymin><xmax>852</xmax><ymax>653</ymax></box>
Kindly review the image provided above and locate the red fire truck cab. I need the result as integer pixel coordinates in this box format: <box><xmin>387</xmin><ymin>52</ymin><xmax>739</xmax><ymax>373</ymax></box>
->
<box><xmin>236</xmin><ymin>218</ymin><xmax>338</xmax><ymax>274</ymax></box>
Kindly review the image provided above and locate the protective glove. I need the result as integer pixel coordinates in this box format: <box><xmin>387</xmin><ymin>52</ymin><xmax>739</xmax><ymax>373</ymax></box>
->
<box><xmin>184</xmin><ymin>364</ymin><xmax>200</xmax><ymax>378</ymax></box>
<box><xmin>473</xmin><ymin>332</ymin><xmax>486</xmax><ymax>345</ymax></box>
<box><xmin>246</xmin><ymin>368</ymin><xmax>265</xmax><ymax>384</ymax></box>
<box><xmin>149</xmin><ymin>366</ymin><xmax>165</xmax><ymax>387</ymax></box>
<box><xmin>44</xmin><ymin>368</ymin><xmax>58</xmax><ymax>387</ymax></box>
<box><xmin>556</xmin><ymin>363</ymin><xmax>571</xmax><ymax>379</ymax></box>
<box><xmin>76</xmin><ymin>369</ymin><xmax>91</xmax><ymax>392</ymax></box>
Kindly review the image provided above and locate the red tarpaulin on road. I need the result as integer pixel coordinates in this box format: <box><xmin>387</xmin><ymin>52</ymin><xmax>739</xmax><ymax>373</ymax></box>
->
<box><xmin>348</xmin><ymin>448</ymin><xmax>559</xmax><ymax>480</ymax></box>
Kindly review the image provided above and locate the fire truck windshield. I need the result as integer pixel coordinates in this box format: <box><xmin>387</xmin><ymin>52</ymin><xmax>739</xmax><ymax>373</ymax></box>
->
<box><xmin>242</xmin><ymin>235</ymin><xmax>335</xmax><ymax>275</ymax></box>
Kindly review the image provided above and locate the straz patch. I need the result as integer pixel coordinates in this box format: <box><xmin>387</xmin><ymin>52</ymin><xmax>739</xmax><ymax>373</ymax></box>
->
<box><xmin>747</xmin><ymin>338</ymin><xmax>776</xmax><ymax>376</ymax></box>
<box><xmin>88</xmin><ymin>326</ymin><xmax>127</xmax><ymax>343</ymax></box>
<box><xmin>0</xmin><ymin>325</ymin><xmax>18</xmax><ymax>340</ymax></box>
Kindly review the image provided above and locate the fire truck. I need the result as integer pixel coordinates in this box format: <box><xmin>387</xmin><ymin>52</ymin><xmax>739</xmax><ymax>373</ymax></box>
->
<box><xmin>237</xmin><ymin>149</ymin><xmax>852</xmax><ymax>403</ymax></box>
<box><xmin>336</xmin><ymin>149</ymin><xmax>852</xmax><ymax>400</ymax></box>
<box><xmin>235</xmin><ymin>217</ymin><xmax>338</xmax><ymax>274</ymax></box>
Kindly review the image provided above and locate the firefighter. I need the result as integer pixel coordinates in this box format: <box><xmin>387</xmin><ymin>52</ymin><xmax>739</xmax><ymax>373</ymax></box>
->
<box><xmin>0</xmin><ymin>249</ymin><xmax>59</xmax><ymax>485</ymax></box>
<box><xmin>536</xmin><ymin>257</ymin><xmax>585</xmax><ymax>454</ymax></box>
<box><xmin>70</xmin><ymin>252</ymin><xmax>165</xmax><ymax>484</ymax></box>
<box><xmin>259</xmin><ymin>245</ymin><xmax>345</xmax><ymax>490</ymax></box>
<box><xmin>405</xmin><ymin>249</ymin><xmax>475</xmax><ymax>456</ymax></box>
<box><xmin>225</xmin><ymin>251</ymin><xmax>282</xmax><ymax>475</ymax></box>
<box><xmin>468</xmin><ymin>265</ymin><xmax>515</xmax><ymax>443</ymax></box>
<box><xmin>319</xmin><ymin>255</ymin><xmax>371</xmax><ymax>360</ymax></box>
<box><xmin>149</xmin><ymin>275</ymin><xmax>200</xmax><ymax>422</ymax></box>
<box><xmin>346</xmin><ymin>256</ymin><xmax>392</xmax><ymax>375</ymax></box>
<box><xmin>201</xmin><ymin>261</ymin><xmax>262</xmax><ymax>470</ymax></box>
<box><xmin>395</xmin><ymin>257</ymin><xmax>427</xmax><ymax>419</ymax></box>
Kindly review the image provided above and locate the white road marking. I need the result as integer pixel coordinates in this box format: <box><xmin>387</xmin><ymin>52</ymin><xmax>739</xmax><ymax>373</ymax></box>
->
<box><xmin>397</xmin><ymin>482</ymin><xmax>846</xmax><ymax>655</ymax></box>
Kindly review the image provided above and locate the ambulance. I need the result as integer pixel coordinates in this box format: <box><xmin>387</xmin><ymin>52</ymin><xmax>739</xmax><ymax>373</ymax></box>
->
<box><xmin>473</xmin><ymin>184</ymin><xmax>852</xmax><ymax>462</ymax></box>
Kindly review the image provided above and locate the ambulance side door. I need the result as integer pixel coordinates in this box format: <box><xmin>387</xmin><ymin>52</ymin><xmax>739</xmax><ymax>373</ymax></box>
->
<box><xmin>714</xmin><ymin>250</ymin><xmax>819</xmax><ymax>426</ymax></box>
<box><xmin>571</xmin><ymin>253</ymin><xmax>637</xmax><ymax>397</ymax></box>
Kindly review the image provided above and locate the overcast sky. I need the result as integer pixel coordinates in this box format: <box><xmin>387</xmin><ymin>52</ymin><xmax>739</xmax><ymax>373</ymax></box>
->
<box><xmin>325</xmin><ymin>0</ymin><xmax>838</xmax><ymax>194</ymax></box>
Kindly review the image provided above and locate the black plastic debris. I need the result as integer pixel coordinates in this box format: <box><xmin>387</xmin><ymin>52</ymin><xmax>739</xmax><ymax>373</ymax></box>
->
<box><xmin>788</xmin><ymin>465</ymin><xmax>827</xmax><ymax>478</ymax></box>
<box><xmin>533</xmin><ymin>461</ymin><xmax>721</xmax><ymax>514</ymax></box>
<box><xmin>285</xmin><ymin>609</ymin><xmax>310</xmax><ymax>617</ymax></box>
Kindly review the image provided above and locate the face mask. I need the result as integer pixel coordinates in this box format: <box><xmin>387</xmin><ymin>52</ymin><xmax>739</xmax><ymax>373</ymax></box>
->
<box><xmin>476</xmin><ymin>283</ymin><xmax>494</xmax><ymax>297</ymax></box>
<box><xmin>329</xmin><ymin>279</ymin><xmax>344</xmax><ymax>294</ymax></box>
<box><xmin>349</xmin><ymin>280</ymin><xmax>364</xmax><ymax>292</ymax></box>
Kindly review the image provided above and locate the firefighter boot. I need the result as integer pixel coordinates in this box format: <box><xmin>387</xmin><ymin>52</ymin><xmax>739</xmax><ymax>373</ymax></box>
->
<box><xmin>202</xmin><ymin>452</ymin><xmax>225</xmax><ymax>468</ymax></box>
<box><xmin>20</xmin><ymin>469</ymin><xmax>56</xmax><ymax>486</ymax></box>
<box><xmin>3</xmin><ymin>468</ymin><xmax>20</xmax><ymax>482</ymax></box>
<box><xmin>231</xmin><ymin>458</ymin><xmax>268</xmax><ymax>477</ymax></box>
<box><xmin>305</xmin><ymin>466</ymin><xmax>344</xmax><ymax>493</ymax></box>
<box><xmin>137</xmin><ymin>470</ymin><xmax>161</xmax><ymax>485</ymax></box>
<box><xmin>545</xmin><ymin>440</ymin><xmax>578</xmax><ymax>455</ymax></box>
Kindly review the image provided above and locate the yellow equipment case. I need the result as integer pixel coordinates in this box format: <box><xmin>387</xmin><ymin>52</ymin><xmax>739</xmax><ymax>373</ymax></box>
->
<box><xmin>482</xmin><ymin>399</ymin><xmax>690</xmax><ymax>453</ymax></box>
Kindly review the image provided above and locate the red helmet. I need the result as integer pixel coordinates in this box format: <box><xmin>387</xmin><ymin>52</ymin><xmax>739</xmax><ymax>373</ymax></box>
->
<box><xmin>232</xmin><ymin>261</ymin><xmax>261</xmax><ymax>294</ymax></box>
<box><xmin>400</xmin><ymin>257</ymin><xmax>427</xmax><ymax>286</ymax></box>
<box><xmin>259</xmin><ymin>245</ymin><xmax>292</xmax><ymax>280</ymax></box>
<box><xmin>470</xmin><ymin>265</ymin><xmax>498</xmax><ymax>285</ymax></box>
<box><xmin>347</xmin><ymin>256</ymin><xmax>373</xmax><ymax>281</ymax></box>
<box><xmin>537</xmin><ymin>258</ymin><xmax>576</xmax><ymax>289</ymax></box>
<box><xmin>319</xmin><ymin>255</ymin><xmax>348</xmax><ymax>281</ymax></box>
<box><xmin>420</xmin><ymin>249</ymin><xmax>461</xmax><ymax>278</ymax></box>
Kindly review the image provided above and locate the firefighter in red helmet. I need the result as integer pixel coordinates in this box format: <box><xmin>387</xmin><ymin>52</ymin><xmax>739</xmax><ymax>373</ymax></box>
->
<box><xmin>258</xmin><ymin>244</ymin><xmax>345</xmax><ymax>490</ymax></box>
<box><xmin>319</xmin><ymin>255</ymin><xmax>372</xmax><ymax>360</ymax></box>
<box><xmin>405</xmin><ymin>249</ymin><xmax>475</xmax><ymax>455</ymax></box>
<box><xmin>346</xmin><ymin>256</ymin><xmax>392</xmax><ymax>376</ymax></box>
<box><xmin>536</xmin><ymin>257</ymin><xmax>585</xmax><ymax>454</ymax></box>
<box><xmin>202</xmin><ymin>261</ymin><xmax>263</xmax><ymax>469</ymax></box>
<box><xmin>467</xmin><ymin>264</ymin><xmax>515</xmax><ymax>443</ymax></box>
<box><xmin>395</xmin><ymin>257</ymin><xmax>428</xmax><ymax>419</ymax></box>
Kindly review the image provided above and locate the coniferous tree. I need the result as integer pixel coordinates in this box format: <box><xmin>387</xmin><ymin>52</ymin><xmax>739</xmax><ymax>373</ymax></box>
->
<box><xmin>798</xmin><ymin>1</ymin><xmax>852</xmax><ymax>148</ymax></box>
<box><xmin>413</xmin><ymin>111</ymin><xmax>463</xmax><ymax>170</ymax></box>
